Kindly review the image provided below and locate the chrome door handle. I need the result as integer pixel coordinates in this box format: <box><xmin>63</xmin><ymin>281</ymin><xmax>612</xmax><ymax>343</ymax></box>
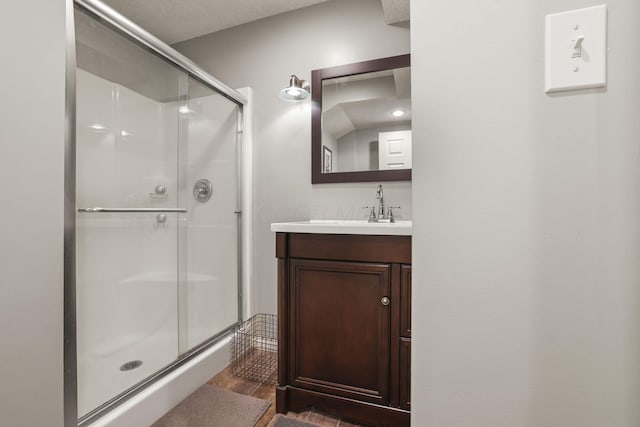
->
<box><xmin>381</xmin><ymin>296</ymin><xmax>390</xmax><ymax>306</ymax></box>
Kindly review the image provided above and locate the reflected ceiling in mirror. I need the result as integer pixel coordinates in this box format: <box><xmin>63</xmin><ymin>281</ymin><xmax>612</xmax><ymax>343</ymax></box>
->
<box><xmin>312</xmin><ymin>54</ymin><xmax>411</xmax><ymax>184</ymax></box>
<box><xmin>322</xmin><ymin>68</ymin><xmax>411</xmax><ymax>173</ymax></box>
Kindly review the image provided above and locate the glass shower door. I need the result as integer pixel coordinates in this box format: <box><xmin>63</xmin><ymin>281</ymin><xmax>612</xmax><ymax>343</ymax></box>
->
<box><xmin>74</xmin><ymin>8</ymin><xmax>241</xmax><ymax>418</ymax></box>
<box><xmin>75</xmin><ymin>74</ymin><xmax>184</xmax><ymax>418</ymax></box>
<box><xmin>177</xmin><ymin>78</ymin><xmax>240</xmax><ymax>354</ymax></box>
<box><xmin>75</xmin><ymin>15</ymin><xmax>186</xmax><ymax>412</ymax></box>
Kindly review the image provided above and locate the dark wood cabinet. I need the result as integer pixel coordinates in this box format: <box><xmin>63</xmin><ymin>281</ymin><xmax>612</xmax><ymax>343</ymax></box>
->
<box><xmin>276</xmin><ymin>232</ymin><xmax>411</xmax><ymax>427</ymax></box>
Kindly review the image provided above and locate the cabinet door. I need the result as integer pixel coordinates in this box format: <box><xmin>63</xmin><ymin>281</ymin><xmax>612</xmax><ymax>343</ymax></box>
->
<box><xmin>289</xmin><ymin>259</ymin><xmax>391</xmax><ymax>405</ymax></box>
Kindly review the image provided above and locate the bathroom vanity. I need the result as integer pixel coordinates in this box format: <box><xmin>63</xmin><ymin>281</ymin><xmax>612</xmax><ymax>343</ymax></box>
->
<box><xmin>272</xmin><ymin>221</ymin><xmax>411</xmax><ymax>427</ymax></box>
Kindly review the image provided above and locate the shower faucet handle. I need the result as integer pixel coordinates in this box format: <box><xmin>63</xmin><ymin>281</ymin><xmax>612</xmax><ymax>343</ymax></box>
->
<box><xmin>193</xmin><ymin>179</ymin><xmax>213</xmax><ymax>202</ymax></box>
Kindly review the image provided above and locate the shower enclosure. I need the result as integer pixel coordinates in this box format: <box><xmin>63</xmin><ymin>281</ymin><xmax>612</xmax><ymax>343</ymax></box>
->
<box><xmin>67</xmin><ymin>1</ymin><xmax>247</xmax><ymax>424</ymax></box>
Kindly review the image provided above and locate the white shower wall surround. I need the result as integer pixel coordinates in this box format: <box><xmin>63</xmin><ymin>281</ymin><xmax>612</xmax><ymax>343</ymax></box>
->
<box><xmin>75</xmin><ymin>69</ymin><xmax>239</xmax><ymax>417</ymax></box>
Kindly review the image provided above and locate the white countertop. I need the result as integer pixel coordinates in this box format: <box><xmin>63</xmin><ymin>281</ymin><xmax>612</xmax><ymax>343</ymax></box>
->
<box><xmin>270</xmin><ymin>220</ymin><xmax>412</xmax><ymax>236</ymax></box>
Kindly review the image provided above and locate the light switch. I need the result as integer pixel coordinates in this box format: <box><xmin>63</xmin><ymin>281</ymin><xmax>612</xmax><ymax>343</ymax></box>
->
<box><xmin>545</xmin><ymin>5</ymin><xmax>607</xmax><ymax>93</ymax></box>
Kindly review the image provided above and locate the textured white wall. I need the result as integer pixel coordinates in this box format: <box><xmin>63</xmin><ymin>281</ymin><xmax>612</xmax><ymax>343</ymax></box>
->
<box><xmin>174</xmin><ymin>0</ymin><xmax>412</xmax><ymax>315</ymax></box>
<box><xmin>0</xmin><ymin>1</ymin><xmax>66</xmax><ymax>426</ymax></box>
<box><xmin>411</xmin><ymin>0</ymin><xmax>640</xmax><ymax>426</ymax></box>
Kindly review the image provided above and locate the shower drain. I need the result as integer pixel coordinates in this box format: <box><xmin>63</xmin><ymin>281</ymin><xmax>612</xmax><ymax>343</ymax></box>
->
<box><xmin>120</xmin><ymin>360</ymin><xmax>143</xmax><ymax>371</ymax></box>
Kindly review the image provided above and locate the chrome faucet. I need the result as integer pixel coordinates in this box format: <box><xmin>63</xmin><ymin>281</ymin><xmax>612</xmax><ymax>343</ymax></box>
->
<box><xmin>364</xmin><ymin>184</ymin><xmax>400</xmax><ymax>223</ymax></box>
<box><xmin>376</xmin><ymin>184</ymin><xmax>385</xmax><ymax>220</ymax></box>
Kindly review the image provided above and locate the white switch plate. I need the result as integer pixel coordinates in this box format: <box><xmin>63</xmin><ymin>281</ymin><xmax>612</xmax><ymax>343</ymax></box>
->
<box><xmin>545</xmin><ymin>5</ymin><xmax>607</xmax><ymax>93</ymax></box>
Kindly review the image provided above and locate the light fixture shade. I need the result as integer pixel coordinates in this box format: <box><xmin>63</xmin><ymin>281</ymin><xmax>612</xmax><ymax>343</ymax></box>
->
<box><xmin>279</xmin><ymin>75</ymin><xmax>310</xmax><ymax>102</ymax></box>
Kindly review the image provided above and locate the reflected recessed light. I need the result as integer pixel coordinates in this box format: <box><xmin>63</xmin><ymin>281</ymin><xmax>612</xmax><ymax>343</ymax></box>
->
<box><xmin>391</xmin><ymin>110</ymin><xmax>405</xmax><ymax>117</ymax></box>
<box><xmin>120</xmin><ymin>130</ymin><xmax>132</xmax><ymax>137</ymax></box>
<box><xmin>179</xmin><ymin>106</ymin><xmax>192</xmax><ymax>114</ymax></box>
<box><xmin>88</xmin><ymin>123</ymin><xmax>106</xmax><ymax>131</ymax></box>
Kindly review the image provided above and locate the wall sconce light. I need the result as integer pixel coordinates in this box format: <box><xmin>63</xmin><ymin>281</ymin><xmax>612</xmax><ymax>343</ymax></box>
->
<box><xmin>279</xmin><ymin>75</ymin><xmax>310</xmax><ymax>102</ymax></box>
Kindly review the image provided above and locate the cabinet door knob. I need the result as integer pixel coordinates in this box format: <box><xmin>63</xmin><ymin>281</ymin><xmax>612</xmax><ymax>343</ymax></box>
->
<box><xmin>381</xmin><ymin>296</ymin><xmax>390</xmax><ymax>306</ymax></box>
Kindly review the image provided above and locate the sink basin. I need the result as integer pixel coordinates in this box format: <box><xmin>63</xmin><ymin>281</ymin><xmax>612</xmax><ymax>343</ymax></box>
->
<box><xmin>270</xmin><ymin>220</ymin><xmax>412</xmax><ymax>236</ymax></box>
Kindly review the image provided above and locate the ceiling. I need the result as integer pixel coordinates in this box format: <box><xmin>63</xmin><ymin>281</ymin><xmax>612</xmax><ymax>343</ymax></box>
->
<box><xmin>323</xmin><ymin>68</ymin><xmax>411</xmax><ymax>140</ymax></box>
<box><xmin>102</xmin><ymin>0</ymin><xmax>409</xmax><ymax>45</ymax></box>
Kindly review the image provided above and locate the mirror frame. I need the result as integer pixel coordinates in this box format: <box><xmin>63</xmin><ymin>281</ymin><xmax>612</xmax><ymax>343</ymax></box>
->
<box><xmin>311</xmin><ymin>53</ymin><xmax>411</xmax><ymax>184</ymax></box>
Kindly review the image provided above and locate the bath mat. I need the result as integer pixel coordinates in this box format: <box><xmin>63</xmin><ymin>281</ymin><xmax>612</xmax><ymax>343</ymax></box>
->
<box><xmin>266</xmin><ymin>414</ymin><xmax>320</xmax><ymax>427</ymax></box>
<box><xmin>151</xmin><ymin>384</ymin><xmax>270</xmax><ymax>427</ymax></box>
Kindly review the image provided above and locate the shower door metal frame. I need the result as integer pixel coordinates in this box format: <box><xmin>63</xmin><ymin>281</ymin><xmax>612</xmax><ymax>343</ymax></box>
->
<box><xmin>64</xmin><ymin>0</ymin><xmax>247</xmax><ymax>425</ymax></box>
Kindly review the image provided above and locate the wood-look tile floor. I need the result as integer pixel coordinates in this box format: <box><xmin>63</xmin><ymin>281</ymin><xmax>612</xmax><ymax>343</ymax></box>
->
<box><xmin>207</xmin><ymin>366</ymin><xmax>366</xmax><ymax>427</ymax></box>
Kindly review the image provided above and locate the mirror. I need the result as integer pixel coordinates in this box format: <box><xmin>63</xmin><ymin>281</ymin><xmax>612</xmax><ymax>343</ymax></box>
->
<box><xmin>311</xmin><ymin>54</ymin><xmax>411</xmax><ymax>183</ymax></box>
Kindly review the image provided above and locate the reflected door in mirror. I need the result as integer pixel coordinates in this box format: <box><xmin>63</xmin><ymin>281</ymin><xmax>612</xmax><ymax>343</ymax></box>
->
<box><xmin>379</xmin><ymin>130</ymin><xmax>412</xmax><ymax>170</ymax></box>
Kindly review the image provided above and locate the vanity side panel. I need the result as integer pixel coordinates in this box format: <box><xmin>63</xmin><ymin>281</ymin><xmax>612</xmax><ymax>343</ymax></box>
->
<box><xmin>276</xmin><ymin>232</ymin><xmax>290</xmax><ymax>413</ymax></box>
<box><xmin>276</xmin><ymin>232</ymin><xmax>288</xmax><ymax>258</ymax></box>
